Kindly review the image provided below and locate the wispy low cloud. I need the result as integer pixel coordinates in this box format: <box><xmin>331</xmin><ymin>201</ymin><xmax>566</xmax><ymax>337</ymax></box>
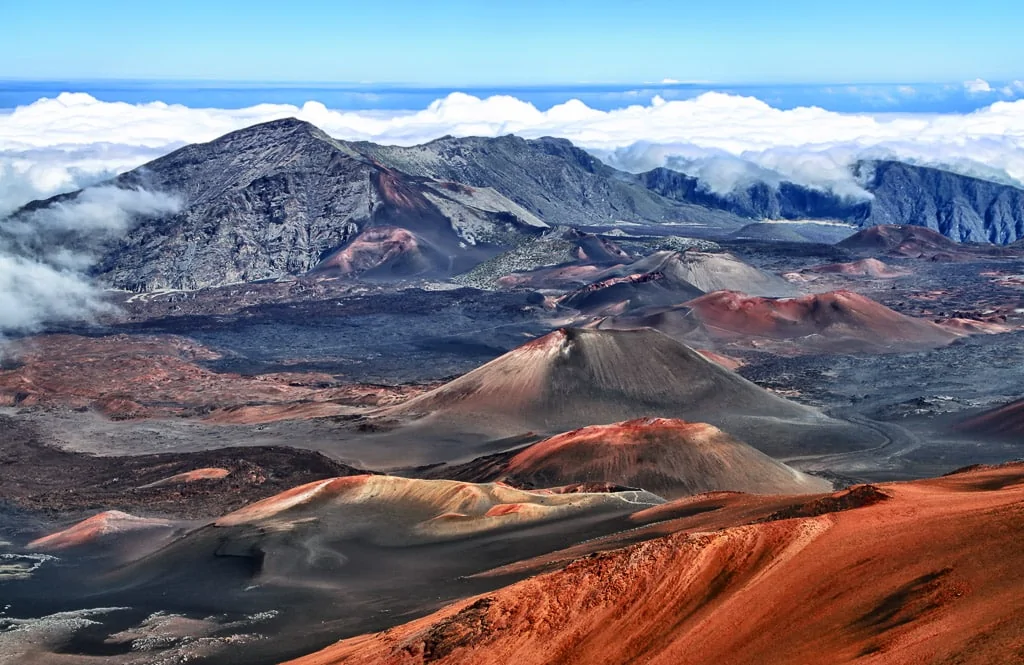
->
<box><xmin>0</xmin><ymin>144</ymin><xmax>174</xmax><ymax>217</ymax></box>
<box><xmin>0</xmin><ymin>187</ymin><xmax>180</xmax><ymax>338</ymax></box>
<box><xmin>0</xmin><ymin>254</ymin><xmax>111</xmax><ymax>336</ymax></box>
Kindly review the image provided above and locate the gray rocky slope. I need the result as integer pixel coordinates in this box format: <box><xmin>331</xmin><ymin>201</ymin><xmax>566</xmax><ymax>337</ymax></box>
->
<box><xmin>643</xmin><ymin>160</ymin><xmax>1024</xmax><ymax>243</ymax></box>
<box><xmin>351</xmin><ymin>134</ymin><xmax>748</xmax><ymax>231</ymax></box>
<box><xmin>9</xmin><ymin>119</ymin><xmax>550</xmax><ymax>291</ymax></box>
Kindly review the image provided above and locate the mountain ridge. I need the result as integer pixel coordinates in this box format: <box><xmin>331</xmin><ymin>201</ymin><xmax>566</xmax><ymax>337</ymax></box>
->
<box><xmin>8</xmin><ymin>118</ymin><xmax>550</xmax><ymax>290</ymax></box>
<box><xmin>10</xmin><ymin>119</ymin><xmax>1024</xmax><ymax>293</ymax></box>
<box><xmin>350</xmin><ymin>134</ymin><xmax>749</xmax><ymax>231</ymax></box>
<box><xmin>643</xmin><ymin>159</ymin><xmax>1024</xmax><ymax>243</ymax></box>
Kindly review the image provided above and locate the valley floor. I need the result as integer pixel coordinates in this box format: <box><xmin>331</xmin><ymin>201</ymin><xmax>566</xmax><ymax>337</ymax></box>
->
<box><xmin>1</xmin><ymin>236</ymin><xmax>1022</xmax><ymax>665</ymax></box>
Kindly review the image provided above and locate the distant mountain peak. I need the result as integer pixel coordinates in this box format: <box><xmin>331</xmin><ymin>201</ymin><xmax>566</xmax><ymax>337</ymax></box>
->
<box><xmin>11</xmin><ymin>120</ymin><xmax>553</xmax><ymax>291</ymax></box>
<box><xmin>209</xmin><ymin>116</ymin><xmax>327</xmax><ymax>143</ymax></box>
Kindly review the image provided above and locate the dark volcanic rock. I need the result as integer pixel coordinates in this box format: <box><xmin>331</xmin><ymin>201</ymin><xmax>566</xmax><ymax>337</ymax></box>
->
<box><xmin>0</xmin><ymin>415</ymin><xmax>368</xmax><ymax>522</ymax></box>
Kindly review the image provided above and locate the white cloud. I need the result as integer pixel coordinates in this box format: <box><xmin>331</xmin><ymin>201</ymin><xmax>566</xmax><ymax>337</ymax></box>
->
<box><xmin>661</xmin><ymin>78</ymin><xmax>681</xmax><ymax>84</ymax></box>
<box><xmin>1001</xmin><ymin>80</ymin><xmax>1024</xmax><ymax>97</ymax></box>
<box><xmin>0</xmin><ymin>186</ymin><xmax>180</xmax><ymax>337</ymax></box>
<box><xmin>964</xmin><ymin>78</ymin><xmax>993</xmax><ymax>94</ymax></box>
<box><xmin>3</xmin><ymin>90</ymin><xmax>1024</xmax><ymax>208</ymax></box>
<box><xmin>0</xmin><ymin>144</ymin><xmax>172</xmax><ymax>217</ymax></box>
<box><xmin>0</xmin><ymin>255</ymin><xmax>112</xmax><ymax>336</ymax></box>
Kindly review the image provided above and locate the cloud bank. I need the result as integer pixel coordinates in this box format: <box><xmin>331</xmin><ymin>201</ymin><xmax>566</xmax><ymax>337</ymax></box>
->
<box><xmin>0</xmin><ymin>186</ymin><xmax>180</xmax><ymax>338</ymax></box>
<box><xmin>3</xmin><ymin>90</ymin><xmax>1024</xmax><ymax>210</ymax></box>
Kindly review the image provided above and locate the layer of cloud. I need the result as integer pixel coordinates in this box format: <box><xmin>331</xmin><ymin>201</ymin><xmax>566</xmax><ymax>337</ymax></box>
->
<box><xmin>0</xmin><ymin>186</ymin><xmax>180</xmax><ymax>338</ymax></box>
<box><xmin>3</xmin><ymin>91</ymin><xmax>1024</xmax><ymax>210</ymax></box>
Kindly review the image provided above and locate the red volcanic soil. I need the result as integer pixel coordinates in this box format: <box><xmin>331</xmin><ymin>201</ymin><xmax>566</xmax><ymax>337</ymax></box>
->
<box><xmin>28</xmin><ymin>510</ymin><xmax>174</xmax><ymax>551</ymax></box>
<box><xmin>0</xmin><ymin>334</ymin><xmax>423</xmax><ymax>420</ymax></box>
<box><xmin>806</xmin><ymin>258</ymin><xmax>910</xmax><ymax>278</ymax></box>
<box><xmin>374</xmin><ymin>168</ymin><xmax>432</xmax><ymax>211</ymax></box>
<box><xmin>288</xmin><ymin>463</ymin><xmax>1024</xmax><ymax>665</ymax></box>
<box><xmin>566</xmin><ymin>272</ymin><xmax>668</xmax><ymax>299</ymax></box>
<box><xmin>955</xmin><ymin>398</ymin><xmax>1024</xmax><ymax>437</ymax></box>
<box><xmin>695</xmin><ymin>349</ymin><xmax>744</xmax><ymax>370</ymax></box>
<box><xmin>314</xmin><ymin>226</ymin><xmax>436</xmax><ymax>276</ymax></box>
<box><xmin>498</xmin><ymin>418</ymin><xmax>829</xmax><ymax>498</ymax></box>
<box><xmin>683</xmin><ymin>289</ymin><xmax>959</xmax><ymax>352</ymax></box>
<box><xmin>473</xmin><ymin>485</ymin><xmax>894</xmax><ymax>582</ymax></box>
<box><xmin>212</xmin><ymin>474</ymin><xmax>662</xmax><ymax>547</ymax></box>
<box><xmin>838</xmin><ymin>224</ymin><xmax>1017</xmax><ymax>260</ymax></box>
<box><xmin>839</xmin><ymin>224</ymin><xmax>960</xmax><ymax>257</ymax></box>
<box><xmin>139</xmin><ymin>467</ymin><xmax>231</xmax><ymax>489</ymax></box>
<box><xmin>496</xmin><ymin>264</ymin><xmax>608</xmax><ymax>290</ymax></box>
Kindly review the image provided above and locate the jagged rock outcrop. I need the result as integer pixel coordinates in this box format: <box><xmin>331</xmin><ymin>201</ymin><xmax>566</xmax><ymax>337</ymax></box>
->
<box><xmin>642</xmin><ymin>160</ymin><xmax>1024</xmax><ymax>244</ymax></box>
<box><xmin>861</xmin><ymin>161</ymin><xmax>1024</xmax><ymax>243</ymax></box>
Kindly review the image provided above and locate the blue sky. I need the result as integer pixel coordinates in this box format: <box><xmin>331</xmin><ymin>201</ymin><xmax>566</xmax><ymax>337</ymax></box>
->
<box><xmin>3</xmin><ymin>0</ymin><xmax>1022</xmax><ymax>84</ymax></box>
